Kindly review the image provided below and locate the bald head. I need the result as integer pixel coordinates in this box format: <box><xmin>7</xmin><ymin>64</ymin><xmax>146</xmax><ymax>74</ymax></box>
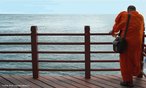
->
<box><xmin>127</xmin><ymin>5</ymin><xmax>136</xmax><ymax>12</ymax></box>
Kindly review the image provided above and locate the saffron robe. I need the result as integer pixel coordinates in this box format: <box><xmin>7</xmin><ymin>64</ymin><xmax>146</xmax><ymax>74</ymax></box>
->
<box><xmin>112</xmin><ymin>11</ymin><xmax>144</xmax><ymax>82</ymax></box>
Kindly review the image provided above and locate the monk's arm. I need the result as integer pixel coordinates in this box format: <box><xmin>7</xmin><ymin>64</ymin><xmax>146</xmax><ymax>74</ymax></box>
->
<box><xmin>112</xmin><ymin>18</ymin><xmax>127</xmax><ymax>37</ymax></box>
<box><xmin>114</xmin><ymin>18</ymin><xmax>127</xmax><ymax>32</ymax></box>
<box><xmin>111</xmin><ymin>11</ymin><xmax>126</xmax><ymax>36</ymax></box>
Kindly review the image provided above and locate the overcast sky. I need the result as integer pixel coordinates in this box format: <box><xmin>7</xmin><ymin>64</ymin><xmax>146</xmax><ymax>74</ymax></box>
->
<box><xmin>0</xmin><ymin>0</ymin><xmax>145</xmax><ymax>16</ymax></box>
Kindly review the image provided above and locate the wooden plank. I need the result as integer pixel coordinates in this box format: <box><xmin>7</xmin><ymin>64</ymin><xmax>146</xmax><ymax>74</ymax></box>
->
<box><xmin>112</xmin><ymin>75</ymin><xmax>146</xmax><ymax>85</ymax></box>
<box><xmin>0</xmin><ymin>75</ymin><xmax>14</xmax><ymax>85</ymax></box>
<box><xmin>110</xmin><ymin>75</ymin><xmax>145</xmax><ymax>88</ymax></box>
<box><xmin>1</xmin><ymin>75</ymin><xmax>24</xmax><ymax>85</ymax></box>
<box><xmin>11</xmin><ymin>75</ymin><xmax>41</xmax><ymax>88</ymax></box>
<box><xmin>54</xmin><ymin>76</ymin><xmax>89</xmax><ymax>88</ymax></box>
<box><xmin>133</xmin><ymin>78</ymin><xmax>146</xmax><ymax>88</ymax></box>
<box><xmin>71</xmin><ymin>76</ymin><xmax>115</xmax><ymax>88</ymax></box>
<box><xmin>93</xmin><ymin>75</ymin><xmax>128</xmax><ymax>88</ymax></box>
<box><xmin>103</xmin><ymin>75</ymin><xmax>123</xmax><ymax>83</ymax></box>
<box><xmin>0</xmin><ymin>75</ymin><xmax>146</xmax><ymax>88</ymax></box>
<box><xmin>92</xmin><ymin>75</ymin><xmax>122</xmax><ymax>88</ymax></box>
<box><xmin>0</xmin><ymin>82</ymin><xmax>4</xmax><ymax>87</ymax></box>
<box><xmin>42</xmin><ymin>76</ymin><xmax>77</xmax><ymax>88</ymax></box>
<box><xmin>41</xmin><ymin>76</ymin><xmax>67</xmax><ymax>88</ymax></box>
<box><xmin>0</xmin><ymin>82</ymin><xmax>3</xmax><ymax>85</ymax></box>
<box><xmin>102</xmin><ymin>75</ymin><xmax>145</xmax><ymax>88</ymax></box>
<box><xmin>134</xmin><ymin>77</ymin><xmax>146</xmax><ymax>82</ymax></box>
<box><xmin>61</xmin><ymin>76</ymin><xmax>101</xmax><ymax>88</ymax></box>
<box><xmin>0</xmin><ymin>83</ymin><xmax>4</xmax><ymax>88</ymax></box>
<box><xmin>20</xmin><ymin>76</ymin><xmax>54</xmax><ymax>88</ymax></box>
<box><xmin>39</xmin><ymin>76</ymin><xmax>65</xmax><ymax>88</ymax></box>
<box><xmin>106</xmin><ymin>75</ymin><xmax>146</xmax><ymax>88</ymax></box>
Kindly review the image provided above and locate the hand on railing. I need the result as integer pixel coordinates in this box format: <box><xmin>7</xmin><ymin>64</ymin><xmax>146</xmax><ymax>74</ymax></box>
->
<box><xmin>109</xmin><ymin>30</ymin><xmax>118</xmax><ymax>38</ymax></box>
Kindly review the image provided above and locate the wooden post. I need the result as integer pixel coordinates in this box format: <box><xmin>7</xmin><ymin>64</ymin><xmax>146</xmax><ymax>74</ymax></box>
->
<box><xmin>138</xmin><ymin>28</ymin><xmax>145</xmax><ymax>78</ymax></box>
<box><xmin>141</xmin><ymin>31</ymin><xmax>145</xmax><ymax>78</ymax></box>
<box><xmin>85</xmin><ymin>26</ymin><xmax>91</xmax><ymax>79</ymax></box>
<box><xmin>31</xmin><ymin>26</ymin><xmax>39</xmax><ymax>79</ymax></box>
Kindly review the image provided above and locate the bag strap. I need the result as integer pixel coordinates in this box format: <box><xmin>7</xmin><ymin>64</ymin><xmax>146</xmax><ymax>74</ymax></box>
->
<box><xmin>123</xmin><ymin>13</ymin><xmax>131</xmax><ymax>38</ymax></box>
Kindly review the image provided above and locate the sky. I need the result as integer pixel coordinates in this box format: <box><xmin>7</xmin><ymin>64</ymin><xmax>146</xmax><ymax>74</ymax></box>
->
<box><xmin>0</xmin><ymin>0</ymin><xmax>146</xmax><ymax>16</ymax></box>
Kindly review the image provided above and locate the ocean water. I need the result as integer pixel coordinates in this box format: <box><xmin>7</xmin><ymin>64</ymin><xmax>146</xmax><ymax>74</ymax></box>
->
<box><xmin>0</xmin><ymin>14</ymin><xmax>145</xmax><ymax>76</ymax></box>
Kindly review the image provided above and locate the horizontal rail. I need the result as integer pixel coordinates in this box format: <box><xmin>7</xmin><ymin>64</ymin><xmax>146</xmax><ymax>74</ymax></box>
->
<box><xmin>90</xmin><ymin>33</ymin><xmax>111</xmax><ymax>35</ymax></box>
<box><xmin>0</xmin><ymin>33</ymin><xmax>111</xmax><ymax>36</ymax></box>
<box><xmin>38</xmin><ymin>51</ymin><xmax>85</xmax><ymax>54</ymax></box>
<box><xmin>0</xmin><ymin>42</ymin><xmax>31</xmax><ymax>45</ymax></box>
<box><xmin>0</xmin><ymin>42</ymin><xmax>113</xmax><ymax>45</ymax></box>
<box><xmin>91</xmin><ymin>51</ymin><xmax>116</xmax><ymax>53</ymax></box>
<box><xmin>38</xmin><ymin>42</ymin><xmax>84</xmax><ymax>45</ymax></box>
<box><xmin>0</xmin><ymin>60</ymin><xmax>32</xmax><ymax>62</ymax></box>
<box><xmin>39</xmin><ymin>68</ymin><xmax>120</xmax><ymax>71</ymax></box>
<box><xmin>38</xmin><ymin>60</ymin><xmax>85</xmax><ymax>63</ymax></box>
<box><xmin>91</xmin><ymin>42</ymin><xmax>112</xmax><ymax>45</ymax></box>
<box><xmin>92</xmin><ymin>60</ymin><xmax>119</xmax><ymax>62</ymax></box>
<box><xmin>0</xmin><ymin>68</ymin><xmax>120</xmax><ymax>71</ymax></box>
<box><xmin>0</xmin><ymin>68</ymin><xmax>32</xmax><ymax>71</ymax></box>
<box><xmin>0</xmin><ymin>34</ymin><xmax>30</xmax><ymax>36</ymax></box>
<box><xmin>91</xmin><ymin>68</ymin><xmax>120</xmax><ymax>71</ymax></box>
<box><xmin>37</xmin><ymin>33</ymin><xmax>111</xmax><ymax>36</ymax></box>
<box><xmin>39</xmin><ymin>69</ymin><xmax>85</xmax><ymax>71</ymax></box>
<box><xmin>0</xmin><ymin>60</ymin><xmax>119</xmax><ymax>63</ymax></box>
<box><xmin>37</xmin><ymin>60</ymin><xmax>119</xmax><ymax>63</ymax></box>
<box><xmin>0</xmin><ymin>51</ymin><xmax>116</xmax><ymax>54</ymax></box>
<box><xmin>37</xmin><ymin>33</ymin><xmax>84</xmax><ymax>36</ymax></box>
<box><xmin>0</xmin><ymin>51</ymin><xmax>31</xmax><ymax>54</ymax></box>
<box><xmin>38</xmin><ymin>42</ymin><xmax>113</xmax><ymax>45</ymax></box>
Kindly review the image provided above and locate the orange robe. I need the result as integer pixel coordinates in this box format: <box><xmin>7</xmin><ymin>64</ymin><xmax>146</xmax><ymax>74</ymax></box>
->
<box><xmin>112</xmin><ymin>11</ymin><xmax>144</xmax><ymax>82</ymax></box>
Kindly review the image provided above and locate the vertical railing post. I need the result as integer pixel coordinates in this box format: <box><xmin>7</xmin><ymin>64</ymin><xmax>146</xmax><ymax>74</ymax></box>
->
<box><xmin>31</xmin><ymin>26</ymin><xmax>39</xmax><ymax>79</ymax></box>
<box><xmin>85</xmin><ymin>26</ymin><xmax>91</xmax><ymax>79</ymax></box>
<box><xmin>141</xmin><ymin>30</ymin><xmax>145</xmax><ymax>77</ymax></box>
<box><xmin>138</xmin><ymin>28</ymin><xmax>145</xmax><ymax>78</ymax></box>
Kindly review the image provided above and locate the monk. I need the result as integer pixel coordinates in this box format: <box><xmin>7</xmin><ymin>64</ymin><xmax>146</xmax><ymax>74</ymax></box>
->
<box><xmin>110</xmin><ymin>5</ymin><xmax>145</xmax><ymax>87</ymax></box>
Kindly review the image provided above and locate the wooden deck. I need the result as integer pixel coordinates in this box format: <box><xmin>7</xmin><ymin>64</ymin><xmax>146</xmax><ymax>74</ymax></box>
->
<box><xmin>0</xmin><ymin>75</ymin><xmax>146</xmax><ymax>88</ymax></box>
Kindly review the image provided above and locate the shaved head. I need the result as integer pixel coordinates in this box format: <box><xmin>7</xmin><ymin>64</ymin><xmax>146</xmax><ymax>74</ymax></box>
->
<box><xmin>127</xmin><ymin>5</ymin><xmax>136</xmax><ymax>12</ymax></box>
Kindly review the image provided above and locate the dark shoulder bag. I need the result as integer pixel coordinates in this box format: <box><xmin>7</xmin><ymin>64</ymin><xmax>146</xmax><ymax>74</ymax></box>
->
<box><xmin>113</xmin><ymin>14</ymin><xmax>131</xmax><ymax>53</ymax></box>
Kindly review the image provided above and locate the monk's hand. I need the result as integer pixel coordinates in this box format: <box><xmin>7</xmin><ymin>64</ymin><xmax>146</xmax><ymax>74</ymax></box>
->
<box><xmin>109</xmin><ymin>30</ymin><xmax>118</xmax><ymax>37</ymax></box>
<box><xmin>113</xmin><ymin>34</ymin><xmax>119</xmax><ymax>37</ymax></box>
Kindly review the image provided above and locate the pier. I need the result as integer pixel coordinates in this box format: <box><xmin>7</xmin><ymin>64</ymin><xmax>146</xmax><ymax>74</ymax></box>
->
<box><xmin>0</xmin><ymin>26</ymin><xmax>146</xmax><ymax>88</ymax></box>
<box><xmin>0</xmin><ymin>75</ymin><xmax>146</xmax><ymax>88</ymax></box>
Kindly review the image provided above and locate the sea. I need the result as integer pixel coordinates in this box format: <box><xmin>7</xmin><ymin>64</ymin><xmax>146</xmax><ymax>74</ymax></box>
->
<box><xmin>0</xmin><ymin>14</ymin><xmax>145</xmax><ymax>76</ymax></box>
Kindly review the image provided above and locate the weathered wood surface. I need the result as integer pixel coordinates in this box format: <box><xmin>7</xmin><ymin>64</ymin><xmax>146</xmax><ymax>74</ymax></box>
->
<box><xmin>0</xmin><ymin>75</ymin><xmax>146</xmax><ymax>88</ymax></box>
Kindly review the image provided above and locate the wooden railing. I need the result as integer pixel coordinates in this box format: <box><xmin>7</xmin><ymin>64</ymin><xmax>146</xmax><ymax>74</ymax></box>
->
<box><xmin>0</xmin><ymin>26</ymin><xmax>145</xmax><ymax>79</ymax></box>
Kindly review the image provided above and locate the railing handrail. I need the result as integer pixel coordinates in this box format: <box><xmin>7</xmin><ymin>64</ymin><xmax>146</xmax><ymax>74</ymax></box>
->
<box><xmin>0</xmin><ymin>60</ymin><xmax>119</xmax><ymax>62</ymax></box>
<box><xmin>0</xmin><ymin>26</ymin><xmax>145</xmax><ymax>79</ymax></box>
<box><xmin>0</xmin><ymin>33</ymin><xmax>110</xmax><ymax>36</ymax></box>
<box><xmin>0</xmin><ymin>33</ymin><xmax>30</xmax><ymax>36</ymax></box>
